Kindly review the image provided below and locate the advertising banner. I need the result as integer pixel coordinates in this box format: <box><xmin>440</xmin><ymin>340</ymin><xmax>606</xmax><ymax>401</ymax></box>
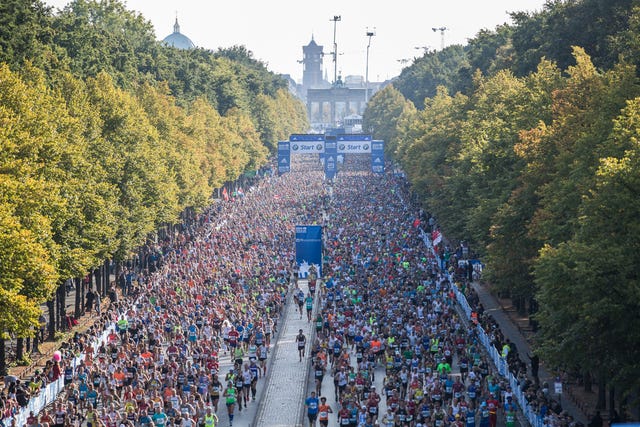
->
<box><xmin>277</xmin><ymin>141</ymin><xmax>290</xmax><ymax>175</ymax></box>
<box><xmin>337</xmin><ymin>134</ymin><xmax>373</xmax><ymax>153</ymax></box>
<box><xmin>295</xmin><ymin>225</ymin><xmax>323</xmax><ymax>278</ymax></box>
<box><xmin>324</xmin><ymin>136</ymin><xmax>337</xmax><ymax>180</ymax></box>
<box><xmin>289</xmin><ymin>134</ymin><xmax>325</xmax><ymax>142</ymax></box>
<box><xmin>290</xmin><ymin>140</ymin><xmax>325</xmax><ymax>154</ymax></box>
<box><xmin>371</xmin><ymin>140</ymin><xmax>385</xmax><ymax>174</ymax></box>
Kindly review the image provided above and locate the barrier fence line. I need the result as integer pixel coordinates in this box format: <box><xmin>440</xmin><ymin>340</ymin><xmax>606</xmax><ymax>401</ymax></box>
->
<box><xmin>418</xmin><ymin>225</ymin><xmax>542</xmax><ymax>427</ymax></box>
<box><xmin>7</xmin><ymin>324</ymin><xmax>115</xmax><ymax>427</ymax></box>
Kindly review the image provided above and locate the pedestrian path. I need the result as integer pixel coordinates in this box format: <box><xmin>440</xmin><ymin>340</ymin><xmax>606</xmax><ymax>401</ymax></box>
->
<box><xmin>471</xmin><ymin>281</ymin><xmax>588</xmax><ymax>425</ymax></box>
<box><xmin>254</xmin><ymin>280</ymin><xmax>313</xmax><ymax>427</ymax></box>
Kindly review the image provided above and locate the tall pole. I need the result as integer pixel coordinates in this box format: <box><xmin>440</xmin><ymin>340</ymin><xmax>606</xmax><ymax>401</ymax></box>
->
<box><xmin>365</xmin><ymin>28</ymin><xmax>375</xmax><ymax>103</ymax></box>
<box><xmin>432</xmin><ymin>26</ymin><xmax>448</xmax><ymax>50</ymax></box>
<box><xmin>331</xmin><ymin>15</ymin><xmax>341</xmax><ymax>84</ymax></box>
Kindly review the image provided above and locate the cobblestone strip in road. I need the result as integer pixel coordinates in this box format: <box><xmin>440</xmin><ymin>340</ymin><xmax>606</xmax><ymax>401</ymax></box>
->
<box><xmin>254</xmin><ymin>280</ymin><xmax>312</xmax><ymax>427</ymax></box>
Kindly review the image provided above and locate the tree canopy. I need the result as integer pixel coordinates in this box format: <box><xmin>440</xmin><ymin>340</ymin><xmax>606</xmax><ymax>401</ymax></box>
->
<box><xmin>0</xmin><ymin>0</ymin><xmax>308</xmax><ymax>341</ymax></box>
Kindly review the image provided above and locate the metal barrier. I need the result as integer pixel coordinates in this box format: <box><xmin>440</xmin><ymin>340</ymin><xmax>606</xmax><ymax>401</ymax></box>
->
<box><xmin>5</xmin><ymin>325</ymin><xmax>114</xmax><ymax>427</ymax></box>
<box><xmin>416</xmin><ymin>224</ymin><xmax>543</xmax><ymax>427</ymax></box>
<box><xmin>452</xmin><ymin>286</ymin><xmax>544</xmax><ymax>427</ymax></box>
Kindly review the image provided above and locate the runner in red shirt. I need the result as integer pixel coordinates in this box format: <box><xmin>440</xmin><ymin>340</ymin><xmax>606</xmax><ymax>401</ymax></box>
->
<box><xmin>486</xmin><ymin>393</ymin><xmax>500</xmax><ymax>427</ymax></box>
<box><xmin>228</xmin><ymin>328</ymin><xmax>240</xmax><ymax>350</ymax></box>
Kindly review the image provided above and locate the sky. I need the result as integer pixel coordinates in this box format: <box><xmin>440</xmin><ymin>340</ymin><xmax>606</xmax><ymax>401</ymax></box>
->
<box><xmin>44</xmin><ymin>0</ymin><xmax>548</xmax><ymax>84</ymax></box>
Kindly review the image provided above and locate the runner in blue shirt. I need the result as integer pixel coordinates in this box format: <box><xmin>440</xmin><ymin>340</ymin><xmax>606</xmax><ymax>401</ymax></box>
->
<box><xmin>305</xmin><ymin>391</ymin><xmax>320</xmax><ymax>427</ymax></box>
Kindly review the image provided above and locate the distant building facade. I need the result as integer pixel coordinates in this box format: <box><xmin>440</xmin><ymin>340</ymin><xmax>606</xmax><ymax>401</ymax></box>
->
<box><xmin>297</xmin><ymin>36</ymin><xmax>388</xmax><ymax>131</ymax></box>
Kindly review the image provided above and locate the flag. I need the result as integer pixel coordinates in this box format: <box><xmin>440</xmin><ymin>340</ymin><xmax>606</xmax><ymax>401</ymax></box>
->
<box><xmin>237</xmin><ymin>187</ymin><xmax>245</xmax><ymax>197</ymax></box>
<box><xmin>412</xmin><ymin>218</ymin><xmax>421</xmax><ymax>228</ymax></box>
<box><xmin>222</xmin><ymin>187</ymin><xmax>229</xmax><ymax>201</ymax></box>
<box><xmin>432</xmin><ymin>229</ymin><xmax>442</xmax><ymax>246</ymax></box>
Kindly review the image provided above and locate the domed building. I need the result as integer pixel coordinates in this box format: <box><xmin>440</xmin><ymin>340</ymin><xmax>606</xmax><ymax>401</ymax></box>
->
<box><xmin>162</xmin><ymin>18</ymin><xmax>195</xmax><ymax>49</ymax></box>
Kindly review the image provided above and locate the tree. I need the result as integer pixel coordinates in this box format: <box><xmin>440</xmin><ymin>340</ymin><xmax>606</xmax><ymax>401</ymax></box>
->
<box><xmin>364</xmin><ymin>85</ymin><xmax>416</xmax><ymax>160</ymax></box>
<box><xmin>52</xmin><ymin>0</ymin><xmax>160</xmax><ymax>87</ymax></box>
<box><xmin>251</xmin><ymin>89</ymin><xmax>309</xmax><ymax>154</ymax></box>
<box><xmin>136</xmin><ymin>81</ymin><xmax>212</xmax><ymax>210</ymax></box>
<box><xmin>186</xmin><ymin>97</ymin><xmax>230</xmax><ymax>190</ymax></box>
<box><xmin>223</xmin><ymin>107</ymin><xmax>268</xmax><ymax>175</ymax></box>
<box><xmin>483</xmin><ymin>59</ymin><xmax>564</xmax><ymax>305</ymax></box>
<box><xmin>395</xmin><ymin>87</ymin><xmax>469</xmax><ymax>238</ymax></box>
<box><xmin>0</xmin><ymin>0</ymin><xmax>54</xmax><ymax>69</ymax></box>
<box><xmin>85</xmin><ymin>72</ymin><xmax>180</xmax><ymax>261</ymax></box>
<box><xmin>529</xmin><ymin>48</ymin><xmax>639</xmax><ymax>246</ymax></box>
<box><xmin>467</xmin><ymin>25</ymin><xmax>514</xmax><ymax>77</ymax></box>
<box><xmin>394</xmin><ymin>45</ymin><xmax>470</xmax><ymax>109</ymax></box>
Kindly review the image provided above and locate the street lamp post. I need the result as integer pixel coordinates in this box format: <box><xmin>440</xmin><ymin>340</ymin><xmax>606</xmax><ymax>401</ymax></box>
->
<box><xmin>365</xmin><ymin>28</ymin><xmax>376</xmax><ymax>103</ymax></box>
<box><xmin>330</xmin><ymin>15</ymin><xmax>341</xmax><ymax>85</ymax></box>
<box><xmin>432</xmin><ymin>27</ymin><xmax>448</xmax><ymax>50</ymax></box>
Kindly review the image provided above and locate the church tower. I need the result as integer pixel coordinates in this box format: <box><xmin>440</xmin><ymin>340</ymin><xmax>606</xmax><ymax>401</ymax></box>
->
<box><xmin>302</xmin><ymin>36</ymin><xmax>324</xmax><ymax>89</ymax></box>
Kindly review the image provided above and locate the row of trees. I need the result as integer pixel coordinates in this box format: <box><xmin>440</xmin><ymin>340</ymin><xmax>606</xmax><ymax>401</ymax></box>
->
<box><xmin>0</xmin><ymin>0</ymin><xmax>308</xmax><ymax>374</ymax></box>
<box><xmin>364</xmin><ymin>0</ymin><xmax>640</xmax><ymax>412</ymax></box>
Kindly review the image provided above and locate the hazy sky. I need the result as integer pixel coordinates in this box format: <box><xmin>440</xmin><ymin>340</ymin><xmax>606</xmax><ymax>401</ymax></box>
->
<box><xmin>44</xmin><ymin>0</ymin><xmax>548</xmax><ymax>83</ymax></box>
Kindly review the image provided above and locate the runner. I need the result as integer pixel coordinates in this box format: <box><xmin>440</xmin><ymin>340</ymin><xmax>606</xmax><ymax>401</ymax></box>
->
<box><xmin>318</xmin><ymin>396</ymin><xmax>333</xmax><ymax>427</ymax></box>
<box><xmin>202</xmin><ymin>406</ymin><xmax>219</xmax><ymax>427</ymax></box>
<box><xmin>304</xmin><ymin>391</ymin><xmax>319</xmax><ymax>427</ymax></box>
<box><xmin>223</xmin><ymin>382</ymin><xmax>237</xmax><ymax>426</ymax></box>
<box><xmin>306</xmin><ymin>293</ymin><xmax>314</xmax><ymax>322</ymax></box>
<box><xmin>296</xmin><ymin>329</ymin><xmax>307</xmax><ymax>362</ymax></box>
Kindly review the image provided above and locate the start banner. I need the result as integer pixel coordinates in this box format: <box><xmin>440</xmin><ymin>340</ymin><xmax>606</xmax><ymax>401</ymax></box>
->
<box><xmin>337</xmin><ymin>142</ymin><xmax>372</xmax><ymax>154</ymax></box>
<box><xmin>290</xmin><ymin>140</ymin><xmax>325</xmax><ymax>154</ymax></box>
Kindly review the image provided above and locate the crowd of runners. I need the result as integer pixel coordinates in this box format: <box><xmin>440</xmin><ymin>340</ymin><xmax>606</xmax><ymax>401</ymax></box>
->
<box><xmin>298</xmin><ymin>161</ymin><xmax>514</xmax><ymax>427</ymax></box>
<box><xmin>1</xmin><ymin>153</ymin><xmax>577</xmax><ymax>427</ymax></box>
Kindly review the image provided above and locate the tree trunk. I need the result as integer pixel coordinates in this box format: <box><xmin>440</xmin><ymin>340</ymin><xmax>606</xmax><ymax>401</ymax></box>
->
<box><xmin>16</xmin><ymin>337</ymin><xmax>23</xmax><ymax>361</ymax></box>
<box><xmin>609</xmin><ymin>386</ymin><xmax>616</xmax><ymax>420</ymax></box>
<box><xmin>584</xmin><ymin>371</ymin><xmax>592</xmax><ymax>393</ymax></box>
<box><xmin>75</xmin><ymin>277</ymin><xmax>82</xmax><ymax>318</ymax></box>
<box><xmin>79</xmin><ymin>277</ymin><xmax>85</xmax><ymax>314</ymax></box>
<box><xmin>0</xmin><ymin>339</ymin><xmax>6</xmax><ymax>376</ymax></box>
<box><xmin>115</xmin><ymin>260</ymin><xmax>122</xmax><ymax>297</ymax></box>
<box><xmin>597</xmin><ymin>372</ymin><xmax>607</xmax><ymax>410</ymax></box>
<box><xmin>139</xmin><ymin>247</ymin><xmax>148</xmax><ymax>273</ymax></box>
<box><xmin>515</xmin><ymin>296</ymin><xmax>526</xmax><ymax>316</ymax></box>
<box><xmin>94</xmin><ymin>267</ymin><xmax>101</xmax><ymax>297</ymax></box>
<box><xmin>47</xmin><ymin>299</ymin><xmax>55</xmax><ymax>339</ymax></box>
<box><xmin>101</xmin><ymin>260</ymin><xmax>107</xmax><ymax>296</ymax></box>
<box><xmin>105</xmin><ymin>258</ymin><xmax>111</xmax><ymax>295</ymax></box>
<box><xmin>57</xmin><ymin>282</ymin><xmax>66</xmax><ymax>331</ymax></box>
